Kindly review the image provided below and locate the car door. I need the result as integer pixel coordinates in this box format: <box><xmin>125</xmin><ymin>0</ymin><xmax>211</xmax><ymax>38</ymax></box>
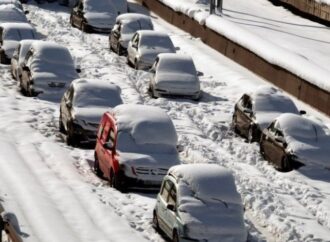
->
<box><xmin>156</xmin><ymin>178</ymin><xmax>174</xmax><ymax>237</ymax></box>
<box><xmin>127</xmin><ymin>33</ymin><xmax>139</xmax><ymax>63</ymax></box>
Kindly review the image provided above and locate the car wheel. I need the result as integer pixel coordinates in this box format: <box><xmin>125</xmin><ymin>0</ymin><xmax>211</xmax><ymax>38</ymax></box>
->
<box><xmin>247</xmin><ymin>126</ymin><xmax>256</xmax><ymax>143</ymax></box>
<box><xmin>66</xmin><ymin>122</ymin><xmax>78</xmax><ymax>147</ymax></box>
<box><xmin>94</xmin><ymin>155</ymin><xmax>103</xmax><ymax>177</ymax></box>
<box><xmin>152</xmin><ymin>211</ymin><xmax>160</xmax><ymax>231</ymax></box>
<box><xmin>109</xmin><ymin>169</ymin><xmax>126</xmax><ymax>192</ymax></box>
<box><xmin>280</xmin><ymin>155</ymin><xmax>293</xmax><ymax>172</ymax></box>
<box><xmin>172</xmin><ymin>231</ymin><xmax>179</xmax><ymax>242</ymax></box>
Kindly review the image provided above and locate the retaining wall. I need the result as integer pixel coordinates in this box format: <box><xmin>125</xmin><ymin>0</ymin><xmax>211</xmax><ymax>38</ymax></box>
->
<box><xmin>140</xmin><ymin>0</ymin><xmax>330</xmax><ymax>116</ymax></box>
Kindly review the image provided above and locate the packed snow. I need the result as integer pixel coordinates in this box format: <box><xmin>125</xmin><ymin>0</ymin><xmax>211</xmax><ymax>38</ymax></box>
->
<box><xmin>0</xmin><ymin>1</ymin><xmax>330</xmax><ymax>242</ymax></box>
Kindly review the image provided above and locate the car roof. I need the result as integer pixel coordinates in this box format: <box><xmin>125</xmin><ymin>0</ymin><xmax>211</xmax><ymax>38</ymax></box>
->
<box><xmin>0</xmin><ymin>4</ymin><xmax>27</xmax><ymax>22</ymax></box>
<box><xmin>113</xmin><ymin>104</ymin><xmax>178</xmax><ymax>146</ymax></box>
<box><xmin>169</xmin><ymin>164</ymin><xmax>242</xmax><ymax>203</ymax></box>
<box><xmin>136</xmin><ymin>30</ymin><xmax>169</xmax><ymax>38</ymax></box>
<box><xmin>116</xmin><ymin>13</ymin><xmax>151</xmax><ymax>23</ymax></box>
<box><xmin>72</xmin><ymin>78</ymin><xmax>121</xmax><ymax>94</ymax></box>
<box><xmin>0</xmin><ymin>22</ymin><xmax>34</xmax><ymax>30</ymax></box>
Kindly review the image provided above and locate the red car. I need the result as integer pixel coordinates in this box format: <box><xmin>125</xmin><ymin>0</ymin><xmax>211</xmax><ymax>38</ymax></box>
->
<box><xmin>94</xmin><ymin>104</ymin><xmax>180</xmax><ymax>192</ymax></box>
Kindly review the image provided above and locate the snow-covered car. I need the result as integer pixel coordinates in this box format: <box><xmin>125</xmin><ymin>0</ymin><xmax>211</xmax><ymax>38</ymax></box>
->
<box><xmin>127</xmin><ymin>30</ymin><xmax>176</xmax><ymax>70</ymax></box>
<box><xmin>94</xmin><ymin>104</ymin><xmax>180</xmax><ymax>192</ymax></box>
<box><xmin>59</xmin><ymin>78</ymin><xmax>123</xmax><ymax>146</ymax></box>
<box><xmin>109</xmin><ymin>13</ymin><xmax>153</xmax><ymax>55</ymax></box>
<box><xmin>10</xmin><ymin>39</ymin><xmax>37</xmax><ymax>80</ymax></box>
<box><xmin>153</xmin><ymin>164</ymin><xmax>247</xmax><ymax>242</ymax></box>
<box><xmin>0</xmin><ymin>23</ymin><xmax>37</xmax><ymax>64</ymax></box>
<box><xmin>70</xmin><ymin>0</ymin><xmax>127</xmax><ymax>33</ymax></box>
<box><xmin>149</xmin><ymin>53</ymin><xmax>201</xmax><ymax>100</ymax></box>
<box><xmin>19</xmin><ymin>41</ymin><xmax>79</xmax><ymax>101</ymax></box>
<box><xmin>0</xmin><ymin>4</ymin><xmax>28</xmax><ymax>23</ymax></box>
<box><xmin>232</xmin><ymin>86</ymin><xmax>302</xmax><ymax>143</ymax></box>
<box><xmin>260</xmin><ymin>113</ymin><xmax>330</xmax><ymax>171</ymax></box>
<box><xmin>0</xmin><ymin>0</ymin><xmax>23</xmax><ymax>10</ymax></box>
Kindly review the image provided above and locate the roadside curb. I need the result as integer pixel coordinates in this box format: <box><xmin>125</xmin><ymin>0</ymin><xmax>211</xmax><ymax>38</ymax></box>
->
<box><xmin>139</xmin><ymin>0</ymin><xmax>330</xmax><ymax>116</ymax></box>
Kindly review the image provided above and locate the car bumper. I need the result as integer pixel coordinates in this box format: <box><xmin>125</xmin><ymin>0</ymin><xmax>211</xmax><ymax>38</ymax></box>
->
<box><xmin>117</xmin><ymin>170</ymin><xmax>163</xmax><ymax>189</ymax></box>
<box><xmin>154</xmin><ymin>88</ymin><xmax>201</xmax><ymax>100</ymax></box>
<box><xmin>71</xmin><ymin>124</ymin><xmax>97</xmax><ymax>145</ymax></box>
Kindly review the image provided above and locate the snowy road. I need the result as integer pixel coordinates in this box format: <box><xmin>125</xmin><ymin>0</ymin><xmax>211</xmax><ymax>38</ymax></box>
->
<box><xmin>0</xmin><ymin>1</ymin><xmax>330</xmax><ymax>242</ymax></box>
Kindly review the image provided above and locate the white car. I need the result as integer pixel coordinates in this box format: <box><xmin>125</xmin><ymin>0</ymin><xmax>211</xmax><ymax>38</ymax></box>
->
<box><xmin>109</xmin><ymin>13</ymin><xmax>153</xmax><ymax>55</ymax></box>
<box><xmin>0</xmin><ymin>4</ymin><xmax>28</xmax><ymax>24</ymax></box>
<box><xmin>0</xmin><ymin>23</ymin><xmax>37</xmax><ymax>64</ymax></box>
<box><xmin>149</xmin><ymin>53</ymin><xmax>201</xmax><ymax>100</ymax></box>
<box><xmin>260</xmin><ymin>113</ymin><xmax>330</xmax><ymax>171</ymax></box>
<box><xmin>127</xmin><ymin>30</ymin><xmax>176</xmax><ymax>70</ymax></box>
<box><xmin>154</xmin><ymin>164</ymin><xmax>247</xmax><ymax>242</ymax></box>
<box><xmin>70</xmin><ymin>0</ymin><xmax>127</xmax><ymax>33</ymax></box>
<box><xmin>19</xmin><ymin>41</ymin><xmax>79</xmax><ymax>102</ymax></box>
<box><xmin>11</xmin><ymin>39</ymin><xmax>37</xmax><ymax>80</ymax></box>
<box><xmin>59</xmin><ymin>78</ymin><xmax>123</xmax><ymax>146</ymax></box>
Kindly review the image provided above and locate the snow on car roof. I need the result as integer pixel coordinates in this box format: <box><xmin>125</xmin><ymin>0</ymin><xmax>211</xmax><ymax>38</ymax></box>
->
<box><xmin>72</xmin><ymin>79</ymin><xmax>123</xmax><ymax>108</ymax></box>
<box><xmin>250</xmin><ymin>85</ymin><xmax>298</xmax><ymax>113</ymax></box>
<box><xmin>137</xmin><ymin>30</ymin><xmax>168</xmax><ymax>38</ymax></box>
<box><xmin>276</xmin><ymin>113</ymin><xmax>327</xmax><ymax>140</ymax></box>
<box><xmin>169</xmin><ymin>164</ymin><xmax>242</xmax><ymax>204</ymax></box>
<box><xmin>1</xmin><ymin>23</ymin><xmax>36</xmax><ymax>40</ymax></box>
<box><xmin>0</xmin><ymin>22</ymin><xmax>34</xmax><ymax>30</ymax></box>
<box><xmin>84</xmin><ymin>0</ymin><xmax>126</xmax><ymax>13</ymax></box>
<box><xmin>116</xmin><ymin>13</ymin><xmax>152</xmax><ymax>23</ymax></box>
<box><xmin>157</xmin><ymin>53</ymin><xmax>196</xmax><ymax>74</ymax></box>
<box><xmin>0</xmin><ymin>4</ymin><xmax>27</xmax><ymax>23</ymax></box>
<box><xmin>113</xmin><ymin>104</ymin><xmax>177</xmax><ymax>146</ymax></box>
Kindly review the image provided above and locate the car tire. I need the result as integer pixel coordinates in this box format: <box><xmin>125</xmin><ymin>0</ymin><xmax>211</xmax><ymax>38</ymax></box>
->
<box><xmin>152</xmin><ymin>211</ymin><xmax>160</xmax><ymax>231</ymax></box>
<box><xmin>94</xmin><ymin>155</ymin><xmax>103</xmax><ymax>177</ymax></box>
<box><xmin>66</xmin><ymin>122</ymin><xmax>78</xmax><ymax>147</ymax></box>
<box><xmin>172</xmin><ymin>231</ymin><xmax>180</xmax><ymax>242</ymax></box>
<box><xmin>109</xmin><ymin>169</ymin><xmax>126</xmax><ymax>192</ymax></box>
<box><xmin>281</xmin><ymin>155</ymin><xmax>293</xmax><ymax>172</ymax></box>
<box><xmin>247</xmin><ymin>125</ymin><xmax>256</xmax><ymax>143</ymax></box>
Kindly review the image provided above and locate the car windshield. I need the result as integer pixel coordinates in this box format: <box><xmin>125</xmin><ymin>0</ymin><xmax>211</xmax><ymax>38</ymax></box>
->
<box><xmin>4</xmin><ymin>28</ymin><xmax>35</xmax><ymax>41</ymax></box>
<box><xmin>84</xmin><ymin>0</ymin><xmax>114</xmax><ymax>12</ymax></box>
<box><xmin>158</xmin><ymin>58</ymin><xmax>196</xmax><ymax>75</ymax></box>
<box><xmin>121</xmin><ymin>21</ymin><xmax>152</xmax><ymax>35</ymax></box>
<box><xmin>140</xmin><ymin>35</ymin><xmax>174</xmax><ymax>50</ymax></box>
<box><xmin>73</xmin><ymin>89</ymin><xmax>122</xmax><ymax>108</ymax></box>
<box><xmin>254</xmin><ymin>95</ymin><xmax>298</xmax><ymax>113</ymax></box>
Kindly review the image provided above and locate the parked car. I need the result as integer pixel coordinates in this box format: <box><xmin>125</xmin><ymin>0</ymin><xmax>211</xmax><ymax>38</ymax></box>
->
<box><xmin>0</xmin><ymin>23</ymin><xmax>37</xmax><ymax>64</ymax></box>
<box><xmin>260</xmin><ymin>113</ymin><xmax>330</xmax><ymax>171</ymax></box>
<box><xmin>94</xmin><ymin>104</ymin><xmax>180</xmax><ymax>191</ymax></box>
<box><xmin>127</xmin><ymin>30</ymin><xmax>176</xmax><ymax>70</ymax></box>
<box><xmin>59</xmin><ymin>78</ymin><xmax>123</xmax><ymax>146</ymax></box>
<box><xmin>11</xmin><ymin>39</ymin><xmax>37</xmax><ymax>80</ymax></box>
<box><xmin>232</xmin><ymin>86</ymin><xmax>301</xmax><ymax>143</ymax></box>
<box><xmin>109</xmin><ymin>13</ymin><xmax>153</xmax><ymax>55</ymax></box>
<box><xmin>153</xmin><ymin>164</ymin><xmax>247</xmax><ymax>242</ymax></box>
<box><xmin>149</xmin><ymin>53</ymin><xmax>201</xmax><ymax>100</ymax></box>
<box><xmin>0</xmin><ymin>4</ymin><xmax>28</xmax><ymax>24</ymax></box>
<box><xmin>19</xmin><ymin>41</ymin><xmax>79</xmax><ymax>101</ymax></box>
<box><xmin>70</xmin><ymin>0</ymin><xmax>127</xmax><ymax>33</ymax></box>
<box><xmin>0</xmin><ymin>0</ymin><xmax>23</xmax><ymax>10</ymax></box>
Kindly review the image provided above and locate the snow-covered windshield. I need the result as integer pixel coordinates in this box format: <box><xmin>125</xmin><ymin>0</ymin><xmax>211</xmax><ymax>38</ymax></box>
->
<box><xmin>4</xmin><ymin>28</ymin><xmax>35</xmax><ymax>41</ymax></box>
<box><xmin>73</xmin><ymin>88</ymin><xmax>122</xmax><ymax>108</ymax></box>
<box><xmin>84</xmin><ymin>0</ymin><xmax>114</xmax><ymax>12</ymax></box>
<box><xmin>140</xmin><ymin>35</ymin><xmax>174</xmax><ymax>50</ymax></box>
<box><xmin>158</xmin><ymin>58</ymin><xmax>196</xmax><ymax>75</ymax></box>
<box><xmin>121</xmin><ymin>21</ymin><xmax>152</xmax><ymax>35</ymax></box>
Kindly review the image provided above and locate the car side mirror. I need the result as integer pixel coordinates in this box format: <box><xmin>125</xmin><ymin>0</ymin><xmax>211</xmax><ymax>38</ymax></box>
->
<box><xmin>197</xmin><ymin>71</ymin><xmax>204</xmax><ymax>77</ymax></box>
<box><xmin>299</xmin><ymin>110</ymin><xmax>306</xmax><ymax>115</ymax></box>
<box><xmin>103</xmin><ymin>142</ymin><xmax>114</xmax><ymax>150</ymax></box>
<box><xmin>175</xmin><ymin>47</ymin><xmax>180</xmax><ymax>51</ymax></box>
<box><xmin>167</xmin><ymin>204</ymin><xmax>176</xmax><ymax>211</ymax></box>
<box><xmin>76</xmin><ymin>68</ymin><xmax>81</xmax><ymax>73</ymax></box>
<box><xmin>24</xmin><ymin>10</ymin><xmax>29</xmax><ymax>14</ymax></box>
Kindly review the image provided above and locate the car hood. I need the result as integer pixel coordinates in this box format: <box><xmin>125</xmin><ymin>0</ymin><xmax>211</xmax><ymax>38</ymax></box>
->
<box><xmin>85</xmin><ymin>12</ymin><xmax>116</xmax><ymax>28</ymax></box>
<box><xmin>140</xmin><ymin>48</ymin><xmax>175</xmax><ymax>64</ymax></box>
<box><xmin>178</xmin><ymin>201</ymin><xmax>247</xmax><ymax>242</ymax></box>
<box><xmin>288</xmin><ymin>137</ymin><xmax>330</xmax><ymax>168</ymax></box>
<box><xmin>255</xmin><ymin>111</ymin><xmax>283</xmax><ymax>130</ymax></box>
<box><xmin>2</xmin><ymin>40</ymin><xmax>19</xmax><ymax>58</ymax></box>
<box><xmin>73</xmin><ymin>106</ymin><xmax>108</xmax><ymax>129</ymax></box>
<box><xmin>155</xmin><ymin>73</ymin><xmax>200</xmax><ymax>91</ymax></box>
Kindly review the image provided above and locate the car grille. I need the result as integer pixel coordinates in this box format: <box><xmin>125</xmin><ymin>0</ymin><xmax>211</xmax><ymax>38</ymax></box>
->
<box><xmin>135</xmin><ymin>167</ymin><xmax>168</xmax><ymax>176</ymax></box>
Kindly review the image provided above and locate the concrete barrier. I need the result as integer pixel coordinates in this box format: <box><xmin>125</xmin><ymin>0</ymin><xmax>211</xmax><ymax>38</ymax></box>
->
<box><xmin>140</xmin><ymin>0</ymin><xmax>330</xmax><ymax>116</ymax></box>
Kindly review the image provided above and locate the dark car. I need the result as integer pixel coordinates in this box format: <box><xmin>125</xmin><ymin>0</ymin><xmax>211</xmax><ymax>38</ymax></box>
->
<box><xmin>59</xmin><ymin>78</ymin><xmax>123</xmax><ymax>146</ymax></box>
<box><xmin>260</xmin><ymin>113</ymin><xmax>330</xmax><ymax>171</ymax></box>
<box><xmin>232</xmin><ymin>86</ymin><xmax>300</xmax><ymax>143</ymax></box>
<box><xmin>109</xmin><ymin>13</ymin><xmax>153</xmax><ymax>55</ymax></box>
<box><xmin>70</xmin><ymin>0</ymin><xmax>127</xmax><ymax>33</ymax></box>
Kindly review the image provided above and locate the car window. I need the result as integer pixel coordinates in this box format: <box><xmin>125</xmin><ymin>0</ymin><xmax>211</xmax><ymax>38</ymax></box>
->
<box><xmin>102</xmin><ymin>121</ymin><xmax>111</xmax><ymax>141</ymax></box>
<box><xmin>168</xmin><ymin>186</ymin><xmax>177</xmax><ymax>207</ymax></box>
<box><xmin>160</xmin><ymin>179</ymin><xmax>173</xmax><ymax>201</ymax></box>
<box><xmin>106</xmin><ymin>128</ymin><xmax>115</xmax><ymax>147</ymax></box>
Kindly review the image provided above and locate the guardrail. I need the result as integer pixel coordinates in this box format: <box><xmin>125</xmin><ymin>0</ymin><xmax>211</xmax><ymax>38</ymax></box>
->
<box><xmin>0</xmin><ymin>204</ymin><xmax>22</xmax><ymax>242</ymax></box>
<box><xmin>139</xmin><ymin>0</ymin><xmax>330</xmax><ymax>116</ymax></box>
